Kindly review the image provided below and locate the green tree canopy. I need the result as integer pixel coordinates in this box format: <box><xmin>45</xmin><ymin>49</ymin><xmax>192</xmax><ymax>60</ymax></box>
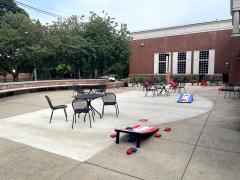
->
<box><xmin>82</xmin><ymin>12</ymin><xmax>131</xmax><ymax>78</ymax></box>
<box><xmin>0</xmin><ymin>12</ymin><xmax>43</xmax><ymax>81</ymax></box>
<box><xmin>0</xmin><ymin>0</ymin><xmax>27</xmax><ymax>16</ymax></box>
<box><xmin>0</xmin><ymin>3</ymin><xmax>131</xmax><ymax>81</ymax></box>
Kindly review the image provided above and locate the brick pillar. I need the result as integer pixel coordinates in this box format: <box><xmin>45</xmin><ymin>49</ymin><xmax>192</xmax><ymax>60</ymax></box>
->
<box><xmin>230</xmin><ymin>36</ymin><xmax>240</xmax><ymax>84</ymax></box>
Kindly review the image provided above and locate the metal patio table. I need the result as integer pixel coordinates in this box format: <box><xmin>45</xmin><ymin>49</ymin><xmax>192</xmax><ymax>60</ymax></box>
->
<box><xmin>74</xmin><ymin>93</ymin><xmax>103</xmax><ymax>118</ymax></box>
<box><xmin>154</xmin><ymin>83</ymin><xmax>170</xmax><ymax>96</ymax></box>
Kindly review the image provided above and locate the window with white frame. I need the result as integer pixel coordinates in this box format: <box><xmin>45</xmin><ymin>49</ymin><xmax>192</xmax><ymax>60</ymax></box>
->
<box><xmin>158</xmin><ymin>53</ymin><xmax>167</xmax><ymax>74</ymax></box>
<box><xmin>199</xmin><ymin>50</ymin><xmax>209</xmax><ymax>74</ymax></box>
<box><xmin>177</xmin><ymin>52</ymin><xmax>186</xmax><ymax>74</ymax></box>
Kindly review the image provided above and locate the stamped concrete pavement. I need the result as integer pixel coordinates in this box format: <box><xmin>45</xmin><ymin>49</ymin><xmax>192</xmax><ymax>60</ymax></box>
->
<box><xmin>0</xmin><ymin>86</ymin><xmax>239</xmax><ymax>180</ymax></box>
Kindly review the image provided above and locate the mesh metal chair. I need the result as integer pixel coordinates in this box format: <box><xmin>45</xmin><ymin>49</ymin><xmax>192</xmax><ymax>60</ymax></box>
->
<box><xmin>72</xmin><ymin>99</ymin><xmax>94</xmax><ymax>128</ymax></box>
<box><xmin>45</xmin><ymin>95</ymin><xmax>67</xmax><ymax>123</ymax></box>
<box><xmin>95</xmin><ymin>84</ymin><xmax>107</xmax><ymax>94</ymax></box>
<box><xmin>72</xmin><ymin>85</ymin><xmax>87</xmax><ymax>97</ymax></box>
<box><xmin>224</xmin><ymin>83</ymin><xmax>236</xmax><ymax>98</ymax></box>
<box><xmin>143</xmin><ymin>83</ymin><xmax>156</xmax><ymax>97</ymax></box>
<box><xmin>102</xmin><ymin>93</ymin><xmax>119</xmax><ymax>117</ymax></box>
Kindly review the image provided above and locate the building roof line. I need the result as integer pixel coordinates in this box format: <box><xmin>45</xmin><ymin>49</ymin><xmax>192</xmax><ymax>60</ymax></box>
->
<box><xmin>131</xmin><ymin>19</ymin><xmax>232</xmax><ymax>34</ymax></box>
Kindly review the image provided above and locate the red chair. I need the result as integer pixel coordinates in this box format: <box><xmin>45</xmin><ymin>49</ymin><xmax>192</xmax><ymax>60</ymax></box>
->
<box><xmin>169</xmin><ymin>79</ymin><xmax>179</xmax><ymax>93</ymax></box>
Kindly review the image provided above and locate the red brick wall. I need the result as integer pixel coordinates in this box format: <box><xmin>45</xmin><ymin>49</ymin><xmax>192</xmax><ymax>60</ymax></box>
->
<box><xmin>230</xmin><ymin>36</ymin><xmax>240</xmax><ymax>84</ymax></box>
<box><xmin>130</xmin><ymin>29</ymin><xmax>240</xmax><ymax>83</ymax></box>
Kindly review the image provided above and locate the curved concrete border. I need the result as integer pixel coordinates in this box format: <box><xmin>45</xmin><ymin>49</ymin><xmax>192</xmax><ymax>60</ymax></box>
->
<box><xmin>0</xmin><ymin>79</ymin><xmax>126</xmax><ymax>97</ymax></box>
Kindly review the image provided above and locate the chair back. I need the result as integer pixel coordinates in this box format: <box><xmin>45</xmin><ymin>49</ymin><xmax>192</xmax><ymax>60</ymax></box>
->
<box><xmin>72</xmin><ymin>99</ymin><xmax>88</xmax><ymax>112</ymax></box>
<box><xmin>76</xmin><ymin>86</ymin><xmax>85</xmax><ymax>95</ymax></box>
<box><xmin>96</xmin><ymin>84</ymin><xmax>107</xmax><ymax>94</ymax></box>
<box><xmin>103</xmin><ymin>93</ymin><xmax>116</xmax><ymax>103</ymax></box>
<box><xmin>225</xmin><ymin>83</ymin><xmax>234</xmax><ymax>91</ymax></box>
<box><xmin>169</xmin><ymin>79</ymin><xmax>176</xmax><ymax>87</ymax></box>
<box><xmin>45</xmin><ymin>95</ymin><xmax>54</xmax><ymax>109</ymax></box>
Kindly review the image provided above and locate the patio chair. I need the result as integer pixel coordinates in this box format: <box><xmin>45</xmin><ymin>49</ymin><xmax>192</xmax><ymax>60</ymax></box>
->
<box><xmin>45</xmin><ymin>95</ymin><xmax>68</xmax><ymax>124</ymax></box>
<box><xmin>72</xmin><ymin>99</ymin><xmax>94</xmax><ymax>128</ymax></box>
<box><xmin>72</xmin><ymin>85</ymin><xmax>86</xmax><ymax>97</ymax></box>
<box><xmin>95</xmin><ymin>84</ymin><xmax>107</xmax><ymax>94</ymax></box>
<box><xmin>178</xmin><ymin>83</ymin><xmax>186</xmax><ymax>94</ymax></box>
<box><xmin>223</xmin><ymin>83</ymin><xmax>238</xmax><ymax>99</ymax></box>
<box><xmin>130</xmin><ymin>78</ymin><xmax>139</xmax><ymax>87</ymax></box>
<box><xmin>102</xmin><ymin>93</ymin><xmax>119</xmax><ymax>117</ymax></box>
<box><xmin>143</xmin><ymin>83</ymin><xmax>156</xmax><ymax>97</ymax></box>
<box><xmin>210</xmin><ymin>75</ymin><xmax>222</xmax><ymax>86</ymax></box>
<box><xmin>169</xmin><ymin>79</ymin><xmax>179</xmax><ymax>93</ymax></box>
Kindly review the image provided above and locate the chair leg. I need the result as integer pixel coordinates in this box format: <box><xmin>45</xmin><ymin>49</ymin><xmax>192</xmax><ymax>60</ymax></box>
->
<box><xmin>102</xmin><ymin>105</ymin><xmax>105</xmax><ymax>117</ymax></box>
<box><xmin>72</xmin><ymin>114</ymin><xmax>75</xmax><ymax>129</ymax></box>
<box><xmin>224</xmin><ymin>91</ymin><xmax>227</xmax><ymax>98</ymax></box>
<box><xmin>115</xmin><ymin>104</ymin><xmax>118</xmax><ymax>117</ymax></box>
<box><xmin>64</xmin><ymin>108</ymin><xmax>68</xmax><ymax>121</ymax></box>
<box><xmin>88</xmin><ymin>113</ymin><xmax>92</xmax><ymax>128</ymax></box>
<box><xmin>49</xmin><ymin>110</ymin><xmax>54</xmax><ymax>124</ymax></box>
<box><xmin>91</xmin><ymin>110</ymin><xmax>95</xmax><ymax>122</ymax></box>
<box><xmin>84</xmin><ymin>113</ymin><xmax>87</xmax><ymax>122</ymax></box>
<box><xmin>116</xmin><ymin>103</ymin><xmax>119</xmax><ymax>116</ymax></box>
<box><xmin>75</xmin><ymin>114</ymin><xmax>77</xmax><ymax>123</ymax></box>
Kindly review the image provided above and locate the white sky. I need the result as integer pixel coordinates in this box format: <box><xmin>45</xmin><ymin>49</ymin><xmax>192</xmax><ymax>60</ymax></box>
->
<box><xmin>18</xmin><ymin>0</ymin><xmax>231</xmax><ymax>32</ymax></box>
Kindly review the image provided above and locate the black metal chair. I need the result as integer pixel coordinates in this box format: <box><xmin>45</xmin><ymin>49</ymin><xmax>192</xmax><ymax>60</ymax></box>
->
<box><xmin>95</xmin><ymin>84</ymin><xmax>107</xmax><ymax>94</ymax></box>
<box><xmin>144</xmin><ymin>83</ymin><xmax>156</xmax><ymax>97</ymax></box>
<box><xmin>102</xmin><ymin>93</ymin><xmax>119</xmax><ymax>117</ymax></box>
<box><xmin>72</xmin><ymin>99</ymin><xmax>94</xmax><ymax>128</ymax></box>
<box><xmin>210</xmin><ymin>76</ymin><xmax>222</xmax><ymax>86</ymax></box>
<box><xmin>45</xmin><ymin>95</ymin><xmax>68</xmax><ymax>123</ymax></box>
<box><xmin>224</xmin><ymin>83</ymin><xmax>236</xmax><ymax>98</ymax></box>
<box><xmin>73</xmin><ymin>85</ymin><xmax>86</xmax><ymax>97</ymax></box>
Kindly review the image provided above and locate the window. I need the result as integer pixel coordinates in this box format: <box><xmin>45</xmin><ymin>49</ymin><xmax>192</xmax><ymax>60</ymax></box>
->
<box><xmin>177</xmin><ymin>52</ymin><xmax>186</xmax><ymax>74</ymax></box>
<box><xmin>158</xmin><ymin>53</ymin><xmax>167</xmax><ymax>74</ymax></box>
<box><xmin>199</xmin><ymin>50</ymin><xmax>209</xmax><ymax>74</ymax></box>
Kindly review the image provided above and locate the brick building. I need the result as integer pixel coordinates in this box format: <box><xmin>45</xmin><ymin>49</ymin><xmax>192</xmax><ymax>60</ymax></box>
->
<box><xmin>130</xmin><ymin>1</ymin><xmax>240</xmax><ymax>84</ymax></box>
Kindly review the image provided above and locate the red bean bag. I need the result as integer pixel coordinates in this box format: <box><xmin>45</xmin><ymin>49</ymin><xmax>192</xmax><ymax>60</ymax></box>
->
<box><xmin>154</xmin><ymin>132</ymin><xmax>162</xmax><ymax>138</ymax></box>
<box><xmin>164</xmin><ymin>127</ymin><xmax>171</xmax><ymax>132</ymax></box>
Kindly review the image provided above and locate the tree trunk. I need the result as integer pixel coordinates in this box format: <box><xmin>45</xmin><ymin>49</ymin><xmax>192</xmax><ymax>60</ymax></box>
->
<box><xmin>12</xmin><ymin>73</ymin><xmax>19</xmax><ymax>82</ymax></box>
<box><xmin>3</xmin><ymin>76</ymin><xmax>6</xmax><ymax>82</ymax></box>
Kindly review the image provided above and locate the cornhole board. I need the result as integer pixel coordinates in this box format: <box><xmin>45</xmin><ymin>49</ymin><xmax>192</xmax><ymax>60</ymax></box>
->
<box><xmin>177</xmin><ymin>93</ymin><xmax>194</xmax><ymax>103</ymax></box>
<box><xmin>115</xmin><ymin>125</ymin><xmax>159</xmax><ymax>148</ymax></box>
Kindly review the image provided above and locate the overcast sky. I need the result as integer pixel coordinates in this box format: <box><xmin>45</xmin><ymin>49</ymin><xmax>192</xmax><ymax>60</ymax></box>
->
<box><xmin>18</xmin><ymin>0</ymin><xmax>231</xmax><ymax>32</ymax></box>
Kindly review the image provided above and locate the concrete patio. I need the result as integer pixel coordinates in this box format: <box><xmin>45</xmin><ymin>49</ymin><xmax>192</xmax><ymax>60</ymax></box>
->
<box><xmin>0</xmin><ymin>86</ymin><xmax>240</xmax><ymax>180</ymax></box>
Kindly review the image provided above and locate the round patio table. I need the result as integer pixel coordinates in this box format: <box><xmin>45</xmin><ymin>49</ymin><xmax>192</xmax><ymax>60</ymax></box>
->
<box><xmin>74</xmin><ymin>93</ymin><xmax>103</xmax><ymax>118</ymax></box>
<box><xmin>155</xmin><ymin>83</ymin><xmax>170</xmax><ymax>96</ymax></box>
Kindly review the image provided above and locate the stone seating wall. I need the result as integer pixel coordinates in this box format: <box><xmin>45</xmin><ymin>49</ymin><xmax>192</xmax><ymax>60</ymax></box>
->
<box><xmin>0</xmin><ymin>79</ymin><xmax>127</xmax><ymax>97</ymax></box>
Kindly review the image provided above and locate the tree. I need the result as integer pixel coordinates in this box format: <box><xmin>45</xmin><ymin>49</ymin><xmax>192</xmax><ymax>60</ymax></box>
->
<box><xmin>46</xmin><ymin>15</ymin><xmax>93</xmax><ymax>79</ymax></box>
<box><xmin>0</xmin><ymin>68</ymin><xmax>7</xmax><ymax>82</ymax></box>
<box><xmin>0</xmin><ymin>11</ymin><xmax>131</xmax><ymax>81</ymax></box>
<box><xmin>82</xmin><ymin>12</ymin><xmax>131</xmax><ymax>78</ymax></box>
<box><xmin>0</xmin><ymin>0</ymin><xmax>27</xmax><ymax>16</ymax></box>
<box><xmin>0</xmin><ymin>13</ymin><xmax>43</xmax><ymax>81</ymax></box>
<box><xmin>56</xmin><ymin>63</ymin><xmax>72</xmax><ymax>78</ymax></box>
